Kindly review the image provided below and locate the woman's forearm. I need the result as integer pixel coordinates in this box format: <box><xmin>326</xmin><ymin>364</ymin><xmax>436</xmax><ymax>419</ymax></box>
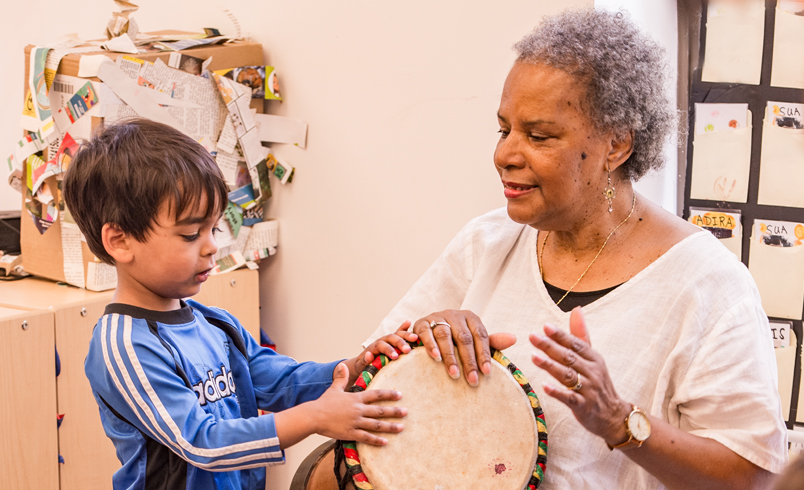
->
<box><xmin>622</xmin><ymin>416</ymin><xmax>774</xmax><ymax>490</ymax></box>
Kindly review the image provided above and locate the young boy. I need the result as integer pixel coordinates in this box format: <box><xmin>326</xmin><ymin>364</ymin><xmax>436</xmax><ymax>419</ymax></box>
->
<box><xmin>63</xmin><ymin>119</ymin><xmax>416</xmax><ymax>490</ymax></box>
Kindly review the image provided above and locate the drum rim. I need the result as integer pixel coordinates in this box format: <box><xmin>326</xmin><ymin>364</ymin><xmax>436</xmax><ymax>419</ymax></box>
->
<box><xmin>335</xmin><ymin>341</ymin><xmax>548</xmax><ymax>490</ymax></box>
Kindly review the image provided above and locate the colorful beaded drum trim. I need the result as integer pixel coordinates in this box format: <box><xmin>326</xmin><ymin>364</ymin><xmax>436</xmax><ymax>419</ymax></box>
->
<box><xmin>334</xmin><ymin>341</ymin><xmax>548</xmax><ymax>490</ymax></box>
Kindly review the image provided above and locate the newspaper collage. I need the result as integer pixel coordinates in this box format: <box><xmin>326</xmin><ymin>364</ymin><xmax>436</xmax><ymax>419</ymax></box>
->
<box><xmin>6</xmin><ymin>17</ymin><xmax>307</xmax><ymax>288</ymax></box>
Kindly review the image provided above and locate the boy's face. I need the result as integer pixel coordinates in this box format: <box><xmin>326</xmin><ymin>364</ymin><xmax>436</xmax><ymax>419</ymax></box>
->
<box><xmin>122</xmin><ymin>197</ymin><xmax>222</xmax><ymax>306</ymax></box>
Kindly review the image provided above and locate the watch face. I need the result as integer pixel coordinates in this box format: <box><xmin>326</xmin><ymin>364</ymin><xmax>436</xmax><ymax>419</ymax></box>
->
<box><xmin>628</xmin><ymin>411</ymin><xmax>651</xmax><ymax>441</ymax></box>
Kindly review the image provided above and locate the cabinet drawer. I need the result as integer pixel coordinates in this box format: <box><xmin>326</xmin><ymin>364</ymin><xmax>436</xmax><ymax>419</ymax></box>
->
<box><xmin>0</xmin><ymin>309</ymin><xmax>58</xmax><ymax>490</ymax></box>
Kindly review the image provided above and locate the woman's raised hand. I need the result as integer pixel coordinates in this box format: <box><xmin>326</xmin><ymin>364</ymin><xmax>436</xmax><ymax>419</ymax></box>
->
<box><xmin>530</xmin><ymin>307</ymin><xmax>631</xmax><ymax>445</ymax></box>
<box><xmin>412</xmin><ymin>310</ymin><xmax>516</xmax><ymax>386</ymax></box>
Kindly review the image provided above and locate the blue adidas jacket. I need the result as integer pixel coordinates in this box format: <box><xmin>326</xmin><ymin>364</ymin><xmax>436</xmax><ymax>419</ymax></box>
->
<box><xmin>85</xmin><ymin>300</ymin><xmax>339</xmax><ymax>490</ymax></box>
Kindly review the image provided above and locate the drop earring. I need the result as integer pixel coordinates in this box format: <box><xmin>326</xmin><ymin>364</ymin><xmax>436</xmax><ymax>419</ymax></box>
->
<box><xmin>603</xmin><ymin>165</ymin><xmax>616</xmax><ymax>213</ymax></box>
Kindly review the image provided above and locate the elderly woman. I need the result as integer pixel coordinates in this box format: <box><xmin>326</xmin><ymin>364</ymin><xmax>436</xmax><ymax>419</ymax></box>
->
<box><xmin>364</xmin><ymin>9</ymin><xmax>786</xmax><ymax>489</ymax></box>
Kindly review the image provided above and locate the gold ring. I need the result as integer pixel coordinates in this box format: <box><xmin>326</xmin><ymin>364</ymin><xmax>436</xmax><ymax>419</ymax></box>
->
<box><xmin>570</xmin><ymin>372</ymin><xmax>583</xmax><ymax>392</ymax></box>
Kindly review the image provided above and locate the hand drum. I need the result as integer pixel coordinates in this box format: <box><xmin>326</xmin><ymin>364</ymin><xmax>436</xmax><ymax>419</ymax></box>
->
<box><xmin>337</xmin><ymin>345</ymin><xmax>547</xmax><ymax>490</ymax></box>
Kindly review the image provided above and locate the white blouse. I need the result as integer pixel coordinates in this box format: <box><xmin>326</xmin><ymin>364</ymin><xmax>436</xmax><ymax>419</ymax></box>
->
<box><xmin>365</xmin><ymin>208</ymin><xmax>787</xmax><ymax>489</ymax></box>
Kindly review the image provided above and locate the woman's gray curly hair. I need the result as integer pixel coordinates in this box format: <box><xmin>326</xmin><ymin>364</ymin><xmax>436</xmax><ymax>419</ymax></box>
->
<box><xmin>514</xmin><ymin>8</ymin><xmax>675</xmax><ymax>181</ymax></box>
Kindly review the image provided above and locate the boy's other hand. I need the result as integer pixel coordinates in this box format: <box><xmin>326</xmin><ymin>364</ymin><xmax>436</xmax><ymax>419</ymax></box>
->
<box><xmin>313</xmin><ymin>363</ymin><xmax>406</xmax><ymax>445</ymax></box>
<box><xmin>348</xmin><ymin>322</ymin><xmax>418</xmax><ymax>385</ymax></box>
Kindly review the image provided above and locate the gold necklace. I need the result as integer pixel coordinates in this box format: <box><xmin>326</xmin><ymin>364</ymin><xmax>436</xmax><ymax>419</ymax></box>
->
<box><xmin>539</xmin><ymin>193</ymin><xmax>637</xmax><ymax>306</ymax></box>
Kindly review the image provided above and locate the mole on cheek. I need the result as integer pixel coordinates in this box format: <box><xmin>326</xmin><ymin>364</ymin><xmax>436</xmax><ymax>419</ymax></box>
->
<box><xmin>581</xmin><ymin>152</ymin><xmax>587</xmax><ymax>160</ymax></box>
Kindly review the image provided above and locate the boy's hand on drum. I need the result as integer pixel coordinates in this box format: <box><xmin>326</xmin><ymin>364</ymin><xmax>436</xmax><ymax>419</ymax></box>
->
<box><xmin>313</xmin><ymin>363</ymin><xmax>407</xmax><ymax>446</ymax></box>
<box><xmin>412</xmin><ymin>310</ymin><xmax>517</xmax><ymax>387</ymax></box>
<box><xmin>529</xmin><ymin>307</ymin><xmax>632</xmax><ymax>445</ymax></box>
<box><xmin>348</xmin><ymin>324</ymin><xmax>418</xmax><ymax>386</ymax></box>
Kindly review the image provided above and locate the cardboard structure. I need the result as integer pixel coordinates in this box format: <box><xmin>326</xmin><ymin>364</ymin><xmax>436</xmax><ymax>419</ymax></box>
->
<box><xmin>19</xmin><ymin>33</ymin><xmax>265</xmax><ymax>289</ymax></box>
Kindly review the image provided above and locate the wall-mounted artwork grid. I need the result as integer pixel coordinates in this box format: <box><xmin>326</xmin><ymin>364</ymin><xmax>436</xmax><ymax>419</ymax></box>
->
<box><xmin>684</xmin><ymin>0</ymin><xmax>804</xmax><ymax>430</ymax></box>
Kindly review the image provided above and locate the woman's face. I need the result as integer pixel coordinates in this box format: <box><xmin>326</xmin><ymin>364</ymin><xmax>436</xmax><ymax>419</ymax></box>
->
<box><xmin>494</xmin><ymin>63</ymin><xmax>615</xmax><ymax>230</ymax></box>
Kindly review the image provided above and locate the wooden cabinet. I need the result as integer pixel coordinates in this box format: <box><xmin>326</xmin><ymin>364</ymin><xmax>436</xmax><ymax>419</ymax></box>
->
<box><xmin>194</xmin><ymin>266</ymin><xmax>260</xmax><ymax>332</ymax></box>
<box><xmin>54</xmin><ymin>299</ymin><xmax>119</xmax><ymax>490</ymax></box>
<box><xmin>0</xmin><ymin>306</ymin><xmax>59</xmax><ymax>490</ymax></box>
<box><xmin>0</xmin><ymin>269</ymin><xmax>261</xmax><ymax>490</ymax></box>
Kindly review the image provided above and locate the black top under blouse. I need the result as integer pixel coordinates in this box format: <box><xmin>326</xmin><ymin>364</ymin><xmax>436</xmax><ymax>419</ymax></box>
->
<box><xmin>543</xmin><ymin>281</ymin><xmax>622</xmax><ymax>312</ymax></box>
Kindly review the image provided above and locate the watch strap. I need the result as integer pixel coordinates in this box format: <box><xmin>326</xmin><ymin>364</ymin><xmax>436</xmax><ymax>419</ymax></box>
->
<box><xmin>606</xmin><ymin>433</ymin><xmax>635</xmax><ymax>450</ymax></box>
<box><xmin>606</xmin><ymin>405</ymin><xmax>647</xmax><ymax>451</ymax></box>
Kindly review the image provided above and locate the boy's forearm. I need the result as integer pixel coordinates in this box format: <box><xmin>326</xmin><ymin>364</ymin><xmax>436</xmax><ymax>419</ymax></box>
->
<box><xmin>274</xmin><ymin>402</ymin><xmax>320</xmax><ymax>450</ymax></box>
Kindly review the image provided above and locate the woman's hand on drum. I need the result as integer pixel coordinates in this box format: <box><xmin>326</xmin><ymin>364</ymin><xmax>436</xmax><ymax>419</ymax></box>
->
<box><xmin>311</xmin><ymin>363</ymin><xmax>407</xmax><ymax>446</ymax></box>
<box><xmin>530</xmin><ymin>307</ymin><xmax>632</xmax><ymax>445</ymax></box>
<box><xmin>412</xmin><ymin>310</ymin><xmax>517</xmax><ymax>387</ymax></box>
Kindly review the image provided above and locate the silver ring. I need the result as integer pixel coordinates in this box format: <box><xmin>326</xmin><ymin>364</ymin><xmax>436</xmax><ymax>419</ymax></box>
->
<box><xmin>429</xmin><ymin>320</ymin><xmax>451</xmax><ymax>329</ymax></box>
<box><xmin>570</xmin><ymin>372</ymin><xmax>583</xmax><ymax>392</ymax></box>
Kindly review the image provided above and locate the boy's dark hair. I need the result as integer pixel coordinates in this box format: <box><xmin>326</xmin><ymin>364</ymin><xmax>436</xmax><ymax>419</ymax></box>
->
<box><xmin>63</xmin><ymin>119</ymin><xmax>228</xmax><ymax>265</ymax></box>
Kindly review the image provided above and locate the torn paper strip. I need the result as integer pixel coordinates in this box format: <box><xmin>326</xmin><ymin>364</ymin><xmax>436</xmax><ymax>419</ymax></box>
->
<box><xmin>78</xmin><ymin>55</ymin><xmax>115</xmax><ymax>78</ymax></box>
<box><xmin>96</xmin><ymin>61</ymin><xmax>189</xmax><ymax>135</ymax></box>
<box><xmin>102</xmin><ymin>33</ymin><xmax>139</xmax><ymax>54</ymax></box>
<box><xmin>244</xmin><ymin>219</ymin><xmax>278</xmax><ymax>255</ymax></box>
<box><xmin>273</xmin><ymin>155</ymin><xmax>294</xmax><ymax>184</ymax></box>
<box><xmin>106</xmin><ymin>0</ymin><xmax>139</xmax><ymax>39</ymax></box>
<box><xmin>50</xmin><ymin>75</ymin><xmax>103</xmax><ymax>140</ymax></box>
<box><xmin>211</xmin><ymin>72</ymin><xmax>265</xmax><ymax>167</ymax></box>
<box><xmin>30</xmin><ymin>134</ymin><xmax>77</xmax><ymax>194</ymax></box>
<box><xmin>86</xmin><ymin>262</ymin><xmax>118</xmax><ymax>291</ymax></box>
<box><xmin>215</xmin><ymin>216</ymin><xmax>237</xmax><ymax>248</ymax></box>
<box><xmin>7</xmin><ymin>169</ymin><xmax>23</xmax><ymax>193</ymax></box>
<box><xmin>230</xmin><ymin>225</ymin><xmax>250</xmax><ymax>255</ymax></box>
<box><xmin>215</xmin><ymin>224</ymin><xmax>251</xmax><ymax>261</ymax></box>
<box><xmin>214</xmin><ymin>66</ymin><xmax>278</xmax><ymax>100</ymax></box>
<box><xmin>243</xmin><ymin>248</ymin><xmax>273</xmax><ymax>261</ymax></box>
<box><xmin>29</xmin><ymin>153</ymin><xmax>58</xmax><ymax>195</ymax></box>
<box><xmin>13</xmin><ymin>133</ymin><xmax>46</xmax><ymax>167</ymax></box>
<box><xmin>52</xmin><ymin>81</ymin><xmax>100</xmax><ymax>135</ymax></box>
<box><xmin>116</xmin><ymin>54</ymin><xmax>151</xmax><ymax>78</ymax></box>
<box><xmin>264</xmin><ymin>66</ymin><xmax>282</xmax><ymax>101</ymax></box>
<box><xmin>242</xmin><ymin>204</ymin><xmax>263</xmax><ymax>226</ymax></box>
<box><xmin>255</xmin><ymin>113</ymin><xmax>307</xmax><ymax>148</ymax></box>
<box><xmin>223</xmin><ymin>201</ymin><xmax>243</xmax><ymax>237</ymax></box>
<box><xmin>241</xmin><ymin>131</ymin><xmax>268</xmax><ymax>170</ymax></box>
<box><xmin>133</xmin><ymin>59</ymin><xmax>226</xmax><ymax>140</ymax></box>
<box><xmin>61</xmin><ymin>221</ymin><xmax>86</xmax><ymax>288</ymax></box>
<box><xmin>214</xmin><ymin>149</ymin><xmax>240</xmax><ymax>187</ymax></box>
<box><xmin>211</xmin><ymin>251</ymin><xmax>246</xmax><ymax>275</ymax></box>
<box><xmin>254</xmin><ymin>157</ymin><xmax>272</xmax><ymax>202</ymax></box>
<box><xmin>21</xmin><ymin>90</ymin><xmax>39</xmax><ymax>132</ymax></box>
<box><xmin>217</xmin><ymin>114</ymin><xmax>238</xmax><ymax>154</ymax></box>
<box><xmin>157</xmin><ymin>36</ymin><xmax>231</xmax><ymax>52</ymax></box>
<box><xmin>110</xmin><ymin>58</ymin><xmax>203</xmax><ymax>109</ymax></box>
<box><xmin>24</xmin><ymin>173</ymin><xmax>58</xmax><ymax>235</ymax></box>
<box><xmin>44</xmin><ymin>46</ymin><xmax>98</xmax><ymax>89</ymax></box>
<box><xmin>29</xmin><ymin>47</ymin><xmax>58</xmax><ymax>142</ymax></box>
<box><xmin>228</xmin><ymin>184</ymin><xmax>256</xmax><ymax>209</ymax></box>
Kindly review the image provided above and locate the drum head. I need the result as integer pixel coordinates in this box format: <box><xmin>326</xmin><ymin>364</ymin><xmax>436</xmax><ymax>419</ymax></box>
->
<box><xmin>348</xmin><ymin>346</ymin><xmax>547</xmax><ymax>490</ymax></box>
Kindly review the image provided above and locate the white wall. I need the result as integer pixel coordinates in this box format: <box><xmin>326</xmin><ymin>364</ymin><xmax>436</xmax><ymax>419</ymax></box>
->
<box><xmin>595</xmin><ymin>0</ymin><xmax>680</xmax><ymax>214</ymax></box>
<box><xmin>1</xmin><ymin>0</ymin><xmax>604</xmax><ymax>486</ymax></box>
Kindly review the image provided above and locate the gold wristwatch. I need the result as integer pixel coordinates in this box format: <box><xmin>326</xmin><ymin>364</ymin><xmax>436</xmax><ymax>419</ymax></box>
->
<box><xmin>607</xmin><ymin>405</ymin><xmax>651</xmax><ymax>451</ymax></box>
